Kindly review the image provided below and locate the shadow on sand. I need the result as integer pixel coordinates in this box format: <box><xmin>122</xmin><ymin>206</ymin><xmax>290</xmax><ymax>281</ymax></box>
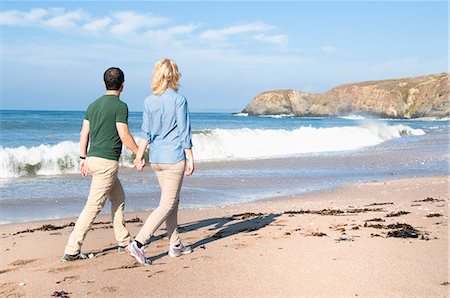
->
<box><xmin>90</xmin><ymin>213</ymin><xmax>280</xmax><ymax>261</ymax></box>
<box><xmin>146</xmin><ymin>213</ymin><xmax>280</xmax><ymax>262</ymax></box>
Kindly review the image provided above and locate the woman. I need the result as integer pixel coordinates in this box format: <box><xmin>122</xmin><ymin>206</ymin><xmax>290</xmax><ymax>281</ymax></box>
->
<box><xmin>127</xmin><ymin>58</ymin><xmax>194</xmax><ymax>266</ymax></box>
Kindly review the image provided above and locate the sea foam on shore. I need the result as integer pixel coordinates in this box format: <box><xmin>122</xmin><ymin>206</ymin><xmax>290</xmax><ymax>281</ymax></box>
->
<box><xmin>0</xmin><ymin>123</ymin><xmax>424</xmax><ymax>178</ymax></box>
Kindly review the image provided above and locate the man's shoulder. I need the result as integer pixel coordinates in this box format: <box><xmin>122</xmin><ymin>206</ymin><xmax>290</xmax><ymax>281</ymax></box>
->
<box><xmin>87</xmin><ymin>95</ymin><xmax>108</xmax><ymax>108</ymax></box>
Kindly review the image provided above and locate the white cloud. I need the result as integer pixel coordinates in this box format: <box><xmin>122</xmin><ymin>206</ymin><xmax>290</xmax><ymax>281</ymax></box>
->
<box><xmin>165</xmin><ymin>24</ymin><xmax>198</xmax><ymax>35</ymax></box>
<box><xmin>43</xmin><ymin>10</ymin><xmax>84</xmax><ymax>29</ymax></box>
<box><xmin>253</xmin><ymin>34</ymin><xmax>288</xmax><ymax>47</ymax></box>
<box><xmin>0</xmin><ymin>8</ymin><xmax>48</xmax><ymax>26</ymax></box>
<box><xmin>320</xmin><ymin>46</ymin><xmax>337</xmax><ymax>53</ymax></box>
<box><xmin>200</xmin><ymin>22</ymin><xmax>274</xmax><ymax>42</ymax></box>
<box><xmin>0</xmin><ymin>8</ymin><xmax>84</xmax><ymax>29</ymax></box>
<box><xmin>110</xmin><ymin>11</ymin><xmax>169</xmax><ymax>35</ymax></box>
<box><xmin>142</xmin><ymin>24</ymin><xmax>199</xmax><ymax>46</ymax></box>
<box><xmin>83</xmin><ymin>17</ymin><xmax>112</xmax><ymax>32</ymax></box>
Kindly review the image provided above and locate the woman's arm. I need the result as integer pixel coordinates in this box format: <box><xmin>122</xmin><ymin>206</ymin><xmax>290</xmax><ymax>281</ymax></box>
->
<box><xmin>134</xmin><ymin>102</ymin><xmax>151</xmax><ymax>172</ymax></box>
<box><xmin>133</xmin><ymin>139</ymin><xmax>149</xmax><ymax>171</ymax></box>
<box><xmin>175</xmin><ymin>96</ymin><xmax>194</xmax><ymax>176</ymax></box>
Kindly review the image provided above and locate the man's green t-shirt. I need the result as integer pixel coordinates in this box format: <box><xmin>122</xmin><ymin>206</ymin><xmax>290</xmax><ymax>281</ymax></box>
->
<box><xmin>85</xmin><ymin>94</ymin><xmax>128</xmax><ymax>161</ymax></box>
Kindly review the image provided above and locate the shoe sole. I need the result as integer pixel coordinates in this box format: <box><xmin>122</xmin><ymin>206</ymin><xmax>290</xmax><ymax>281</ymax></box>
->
<box><xmin>168</xmin><ymin>249</ymin><xmax>192</xmax><ymax>258</ymax></box>
<box><xmin>125</xmin><ymin>247</ymin><xmax>150</xmax><ymax>266</ymax></box>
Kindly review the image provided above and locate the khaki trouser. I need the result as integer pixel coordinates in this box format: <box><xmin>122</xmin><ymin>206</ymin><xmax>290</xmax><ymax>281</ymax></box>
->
<box><xmin>135</xmin><ymin>160</ymin><xmax>185</xmax><ymax>247</ymax></box>
<box><xmin>64</xmin><ymin>157</ymin><xmax>130</xmax><ymax>255</ymax></box>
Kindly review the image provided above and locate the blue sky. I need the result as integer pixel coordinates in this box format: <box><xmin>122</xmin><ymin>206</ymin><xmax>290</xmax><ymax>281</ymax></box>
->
<box><xmin>0</xmin><ymin>1</ymin><xmax>448</xmax><ymax>112</ymax></box>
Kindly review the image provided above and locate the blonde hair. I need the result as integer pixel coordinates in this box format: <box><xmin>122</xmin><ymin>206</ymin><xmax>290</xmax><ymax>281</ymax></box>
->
<box><xmin>151</xmin><ymin>58</ymin><xmax>181</xmax><ymax>96</ymax></box>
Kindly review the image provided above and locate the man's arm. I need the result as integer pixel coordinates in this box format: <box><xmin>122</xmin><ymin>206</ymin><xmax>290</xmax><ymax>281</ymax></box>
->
<box><xmin>133</xmin><ymin>139</ymin><xmax>149</xmax><ymax>172</ymax></box>
<box><xmin>116</xmin><ymin>122</ymin><xmax>139</xmax><ymax>154</ymax></box>
<box><xmin>80</xmin><ymin>119</ymin><xmax>90</xmax><ymax>177</ymax></box>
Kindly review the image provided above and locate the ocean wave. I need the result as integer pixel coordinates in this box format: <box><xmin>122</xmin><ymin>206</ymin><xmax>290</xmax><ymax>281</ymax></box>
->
<box><xmin>232</xmin><ymin>112</ymin><xmax>249</xmax><ymax>117</ymax></box>
<box><xmin>340</xmin><ymin>114</ymin><xmax>367</xmax><ymax>120</ymax></box>
<box><xmin>259</xmin><ymin>114</ymin><xmax>295</xmax><ymax>118</ymax></box>
<box><xmin>0</xmin><ymin>123</ymin><xmax>425</xmax><ymax>178</ymax></box>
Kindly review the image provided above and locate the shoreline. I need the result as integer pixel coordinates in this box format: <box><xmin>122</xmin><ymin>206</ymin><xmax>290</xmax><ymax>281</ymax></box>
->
<box><xmin>1</xmin><ymin>175</ymin><xmax>448</xmax><ymax>297</ymax></box>
<box><xmin>2</xmin><ymin>174</ymin><xmax>447</xmax><ymax>227</ymax></box>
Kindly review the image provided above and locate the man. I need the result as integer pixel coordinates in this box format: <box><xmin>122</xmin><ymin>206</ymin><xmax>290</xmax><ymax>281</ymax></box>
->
<box><xmin>62</xmin><ymin>67</ymin><xmax>139</xmax><ymax>261</ymax></box>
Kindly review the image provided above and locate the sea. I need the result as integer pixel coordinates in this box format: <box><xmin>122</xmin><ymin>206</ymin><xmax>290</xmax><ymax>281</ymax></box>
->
<box><xmin>0</xmin><ymin>110</ymin><xmax>448</xmax><ymax>224</ymax></box>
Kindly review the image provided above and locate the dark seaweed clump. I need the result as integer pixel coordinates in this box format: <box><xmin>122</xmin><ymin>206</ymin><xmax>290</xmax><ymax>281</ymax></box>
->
<box><xmin>386</xmin><ymin>211</ymin><xmax>410</xmax><ymax>217</ymax></box>
<box><xmin>413</xmin><ymin>197</ymin><xmax>444</xmax><ymax>203</ymax></box>
<box><xmin>386</xmin><ymin>224</ymin><xmax>420</xmax><ymax>238</ymax></box>
<box><xmin>426</xmin><ymin>213</ymin><xmax>443</xmax><ymax>218</ymax></box>
<box><xmin>12</xmin><ymin>222</ymin><xmax>75</xmax><ymax>235</ymax></box>
<box><xmin>364</xmin><ymin>222</ymin><xmax>421</xmax><ymax>238</ymax></box>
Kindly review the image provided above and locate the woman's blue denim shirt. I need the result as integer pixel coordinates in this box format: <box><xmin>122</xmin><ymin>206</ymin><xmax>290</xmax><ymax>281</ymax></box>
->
<box><xmin>142</xmin><ymin>88</ymin><xmax>192</xmax><ymax>164</ymax></box>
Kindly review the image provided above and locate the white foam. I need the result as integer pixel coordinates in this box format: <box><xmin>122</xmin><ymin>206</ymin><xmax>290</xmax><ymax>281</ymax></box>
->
<box><xmin>0</xmin><ymin>123</ymin><xmax>425</xmax><ymax>178</ymax></box>
<box><xmin>259</xmin><ymin>114</ymin><xmax>295</xmax><ymax>118</ymax></box>
<box><xmin>232</xmin><ymin>112</ymin><xmax>249</xmax><ymax>117</ymax></box>
<box><xmin>340</xmin><ymin>114</ymin><xmax>367</xmax><ymax>120</ymax></box>
<box><xmin>193</xmin><ymin>123</ymin><xmax>424</xmax><ymax>161</ymax></box>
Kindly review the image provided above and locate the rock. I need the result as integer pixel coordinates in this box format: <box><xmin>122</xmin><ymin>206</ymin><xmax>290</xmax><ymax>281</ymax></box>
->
<box><xmin>242</xmin><ymin>73</ymin><xmax>449</xmax><ymax>119</ymax></box>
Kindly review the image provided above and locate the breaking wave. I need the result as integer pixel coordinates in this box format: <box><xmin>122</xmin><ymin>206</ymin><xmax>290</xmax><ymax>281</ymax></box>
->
<box><xmin>0</xmin><ymin>123</ymin><xmax>425</xmax><ymax>178</ymax></box>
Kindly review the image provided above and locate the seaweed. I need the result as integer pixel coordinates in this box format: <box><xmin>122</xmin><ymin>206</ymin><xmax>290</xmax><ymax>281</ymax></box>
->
<box><xmin>386</xmin><ymin>211</ymin><xmax>410</xmax><ymax>217</ymax></box>
<box><xmin>413</xmin><ymin>197</ymin><xmax>444</xmax><ymax>203</ymax></box>
<box><xmin>284</xmin><ymin>208</ymin><xmax>385</xmax><ymax>216</ymax></box>
<box><xmin>12</xmin><ymin>222</ymin><xmax>75</xmax><ymax>235</ymax></box>
<box><xmin>364</xmin><ymin>222</ymin><xmax>422</xmax><ymax>239</ymax></box>
<box><xmin>346</xmin><ymin>208</ymin><xmax>385</xmax><ymax>213</ymax></box>
<box><xmin>51</xmin><ymin>291</ymin><xmax>70</xmax><ymax>298</ymax></box>
<box><xmin>365</xmin><ymin>202</ymin><xmax>394</xmax><ymax>206</ymax></box>
<box><xmin>365</xmin><ymin>218</ymin><xmax>385</xmax><ymax>222</ymax></box>
<box><xmin>232</xmin><ymin>213</ymin><xmax>264</xmax><ymax>220</ymax></box>
<box><xmin>426</xmin><ymin>213</ymin><xmax>443</xmax><ymax>218</ymax></box>
<box><xmin>387</xmin><ymin>224</ymin><xmax>419</xmax><ymax>238</ymax></box>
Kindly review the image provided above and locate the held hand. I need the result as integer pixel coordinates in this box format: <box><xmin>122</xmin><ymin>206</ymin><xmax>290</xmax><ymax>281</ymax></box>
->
<box><xmin>185</xmin><ymin>159</ymin><xmax>194</xmax><ymax>176</ymax></box>
<box><xmin>80</xmin><ymin>160</ymin><xmax>88</xmax><ymax>177</ymax></box>
<box><xmin>134</xmin><ymin>157</ymin><xmax>145</xmax><ymax>172</ymax></box>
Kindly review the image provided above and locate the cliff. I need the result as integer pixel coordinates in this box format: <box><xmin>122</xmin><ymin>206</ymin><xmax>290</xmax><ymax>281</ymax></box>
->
<box><xmin>242</xmin><ymin>73</ymin><xmax>449</xmax><ymax>118</ymax></box>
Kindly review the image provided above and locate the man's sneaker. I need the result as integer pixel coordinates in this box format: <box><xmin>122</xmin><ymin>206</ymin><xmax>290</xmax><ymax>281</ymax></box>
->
<box><xmin>61</xmin><ymin>252</ymin><xmax>88</xmax><ymax>262</ymax></box>
<box><xmin>126</xmin><ymin>241</ymin><xmax>149</xmax><ymax>265</ymax></box>
<box><xmin>168</xmin><ymin>242</ymin><xmax>192</xmax><ymax>258</ymax></box>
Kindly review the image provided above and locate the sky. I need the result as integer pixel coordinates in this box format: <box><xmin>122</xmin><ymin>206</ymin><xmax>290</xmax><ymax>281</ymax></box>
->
<box><xmin>0</xmin><ymin>1</ymin><xmax>448</xmax><ymax>112</ymax></box>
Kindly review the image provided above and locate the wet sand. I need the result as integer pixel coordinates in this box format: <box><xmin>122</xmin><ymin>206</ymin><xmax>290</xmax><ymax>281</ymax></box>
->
<box><xmin>0</xmin><ymin>176</ymin><xmax>448</xmax><ymax>297</ymax></box>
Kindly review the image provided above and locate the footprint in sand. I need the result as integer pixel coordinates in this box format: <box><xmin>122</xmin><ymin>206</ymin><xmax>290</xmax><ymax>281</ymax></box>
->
<box><xmin>9</xmin><ymin>259</ymin><xmax>37</xmax><ymax>266</ymax></box>
<box><xmin>56</xmin><ymin>275</ymin><xmax>79</xmax><ymax>284</ymax></box>
<box><xmin>147</xmin><ymin>269</ymin><xmax>167</xmax><ymax>278</ymax></box>
<box><xmin>103</xmin><ymin>262</ymin><xmax>141</xmax><ymax>271</ymax></box>
<box><xmin>1</xmin><ymin>259</ymin><xmax>38</xmax><ymax>274</ymax></box>
<box><xmin>87</xmin><ymin>286</ymin><xmax>118</xmax><ymax>295</ymax></box>
<box><xmin>48</xmin><ymin>264</ymin><xmax>80</xmax><ymax>273</ymax></box>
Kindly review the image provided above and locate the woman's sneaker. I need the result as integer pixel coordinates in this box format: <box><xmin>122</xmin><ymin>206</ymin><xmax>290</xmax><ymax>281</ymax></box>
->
<box><xmin>126</xmin><ymin>241</ymin><xmax>150</xmax><ymax>266</ymax></box>
<box><xmin>169</xmin><ymin>242</ymin><xmax>192</xmax><ymax>257</ymax></box>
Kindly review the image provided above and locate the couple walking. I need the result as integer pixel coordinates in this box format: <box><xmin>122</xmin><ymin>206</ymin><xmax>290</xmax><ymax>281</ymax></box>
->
<box><xmin>61</xmin><ymin>59</ymin><xmax>193</xmax><ymax>266</ymax></box>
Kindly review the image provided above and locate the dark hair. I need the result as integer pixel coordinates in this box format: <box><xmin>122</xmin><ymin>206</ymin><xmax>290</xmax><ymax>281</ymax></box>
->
<box><xmin>104</xmin><ymin>67</ymin><xmax>125</xmax><ymax>90</ymax></box>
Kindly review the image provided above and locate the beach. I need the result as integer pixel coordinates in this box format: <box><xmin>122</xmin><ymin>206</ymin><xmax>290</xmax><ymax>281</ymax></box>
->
<box><xmin>1</xmin><ymin>175</ymin><xmax>448</xmax><ymax>297</ymax></box>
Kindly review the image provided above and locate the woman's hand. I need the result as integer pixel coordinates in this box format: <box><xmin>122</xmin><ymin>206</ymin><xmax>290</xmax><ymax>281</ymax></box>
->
<box><xmin>134</xmin><ymin>139</ymin><xmax>149</xmax><ymax>172</ymax></box>
<box><xmin>184</xmin><ymin>148</ymin><xmax>194</xmax><ymax>176</ymax></box>
<box><xmin>185</xmin><ymin>158</ymin><xmax>194</xmax><ymax>176</ymax></box>
<box><xmin>134</xmin><ymin>157</ymin><xmax>145</xmax><ymax>172</ymax></box>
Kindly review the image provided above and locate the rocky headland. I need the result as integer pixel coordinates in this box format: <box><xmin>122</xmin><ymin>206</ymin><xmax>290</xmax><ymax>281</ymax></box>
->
<box><xmin>242</xmin><ymin>73</ymin><xmax>449</xmax><ymax>118</ymax></box>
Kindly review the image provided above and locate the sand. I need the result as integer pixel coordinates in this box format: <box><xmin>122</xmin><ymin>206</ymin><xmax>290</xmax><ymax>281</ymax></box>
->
<box><xmin>0</xmin><ymin>176</ymin><xmax>448</xmax><ymax>297</ymax></box>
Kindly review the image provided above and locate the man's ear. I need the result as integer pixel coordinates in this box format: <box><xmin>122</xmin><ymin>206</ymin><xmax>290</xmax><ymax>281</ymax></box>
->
<box><xmin>119</xmin><ymin>83</ymin><xmax>124</xmax><ymax>92</ymax></box>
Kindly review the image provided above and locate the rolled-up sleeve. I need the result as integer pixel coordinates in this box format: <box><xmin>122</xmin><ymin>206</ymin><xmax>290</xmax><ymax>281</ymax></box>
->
<box><xmin>142</xmin><ymin>103</ymin><xmax>152</xmax><ymax>141</ymax></box>
<box><xmin>175</xmin><ymin>96</ymin><xmax>193</xmax><ymax>149</ymax></box>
